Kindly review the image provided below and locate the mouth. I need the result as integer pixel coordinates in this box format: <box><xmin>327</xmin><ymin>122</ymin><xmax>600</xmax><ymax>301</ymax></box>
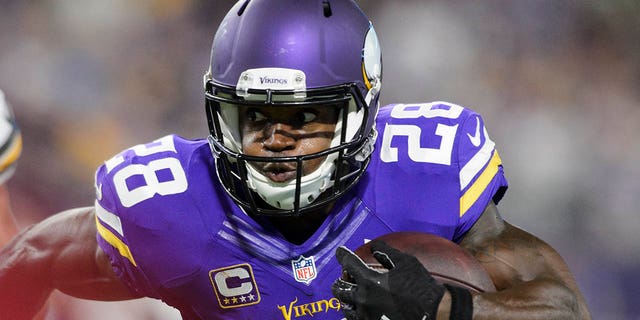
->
<box><xmin>260</xmin><ymin>163</ymin><xmax>298</xmax><ymax>183</ymax></box>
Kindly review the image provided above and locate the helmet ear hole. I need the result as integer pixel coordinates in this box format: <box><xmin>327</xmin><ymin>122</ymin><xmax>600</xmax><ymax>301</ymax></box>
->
<box><xmin>323</xmin><ymin>1</ymin><xmax>332</xmax><ymax>17</ymax></box>
<box><xmin>237</xmin><ymin>0</ymin><xmax>250</xmax><ymax>16</ymax></box>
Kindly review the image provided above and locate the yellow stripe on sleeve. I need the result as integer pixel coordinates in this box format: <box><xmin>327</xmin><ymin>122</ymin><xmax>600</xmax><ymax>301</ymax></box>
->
<box><xmin>95</xmin><ymin>215</ymin><xmax>137</xmax><ymax>267</ymax></box>
<box><xmin>460</xmin><ymin>151</ymin><xmax>502</xmax><ymax>217</ymax></box>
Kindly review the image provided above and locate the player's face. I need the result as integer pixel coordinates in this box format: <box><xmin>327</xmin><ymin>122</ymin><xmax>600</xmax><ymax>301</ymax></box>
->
<box><xmin>240</xmin><ymin>104</ymin><xmax>340</xmax><ymax>183</ymax></box>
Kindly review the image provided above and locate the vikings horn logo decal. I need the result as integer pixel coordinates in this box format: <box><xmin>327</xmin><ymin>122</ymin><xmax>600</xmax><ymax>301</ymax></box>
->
<box><xmin>362</xmin><ymin>24</ymin><xmax>382</xmax><ymax>105</ymax></box>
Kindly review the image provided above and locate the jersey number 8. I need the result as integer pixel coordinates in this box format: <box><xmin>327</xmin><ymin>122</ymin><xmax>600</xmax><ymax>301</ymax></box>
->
<box><xmin>103</xmin><ymin>136</ymin><xmax>188</xmax><ymax>208</ymax></box>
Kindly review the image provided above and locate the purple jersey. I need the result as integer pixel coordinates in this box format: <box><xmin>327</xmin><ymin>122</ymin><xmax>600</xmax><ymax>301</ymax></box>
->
<box><xmin>95</xmin><ymin>102</ymin><xmax>507</xmax><ymax>319</ymax></box>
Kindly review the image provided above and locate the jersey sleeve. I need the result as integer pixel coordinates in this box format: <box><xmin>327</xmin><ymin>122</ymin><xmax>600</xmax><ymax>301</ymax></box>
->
<box><xmin>94</xmin><ymin>135</ymin><xmax>192</xmax><ymax>298</ymax></box>
<box><xmin>94</xmin><ymin>159</ymin><xmax>160</xmax><ymax>298</ymax></box>
<box><xmin>368</xmin><ymin>102</ymin><xmax>507</xmax><ymax>240</ymax></box>
<box><xmin>453</xmin><ymin>108</ymin><xmax>508</xmax><ymax>240</ymax></box>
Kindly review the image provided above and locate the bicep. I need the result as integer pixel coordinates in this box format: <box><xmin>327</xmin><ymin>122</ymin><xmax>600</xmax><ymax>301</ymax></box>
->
<box><xmin>459</xmin><ymin>203</ymin><xmax>590</xmax><ymax>318</ymax></box>
<box><xmin>459</xmin><ymin>204</ymin><xmax>577</xmax><ymax>291</ymax></box>
<box><xmin>40</xmin><ymin>207</ymin><xmax>139</xmax><ymax>300</ymax></box>
<box><xmin>464</xmin><ymin>220</ymin><xmax>573</xmax><ymax>291</ymax></box>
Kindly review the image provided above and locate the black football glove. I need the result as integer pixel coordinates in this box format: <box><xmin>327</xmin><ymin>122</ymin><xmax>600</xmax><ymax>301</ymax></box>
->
<box><xmin>331</xmin><ymin>240</ymin><xmax>446</xmax><ymax>320</ymax></box>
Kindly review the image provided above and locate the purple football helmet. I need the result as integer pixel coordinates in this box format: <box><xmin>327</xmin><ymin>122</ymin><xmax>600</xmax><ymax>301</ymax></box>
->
<box><xmin>204</xmin><ymin>0</ymin><xmax>382</xmax><ymax>216</ymax></box>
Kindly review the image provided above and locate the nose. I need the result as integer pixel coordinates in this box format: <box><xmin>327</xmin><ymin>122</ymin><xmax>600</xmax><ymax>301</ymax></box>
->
<box><xmin>262</xmin><ymin>123</ymin><xmax>296</xmax><ymax>152</ymax></box>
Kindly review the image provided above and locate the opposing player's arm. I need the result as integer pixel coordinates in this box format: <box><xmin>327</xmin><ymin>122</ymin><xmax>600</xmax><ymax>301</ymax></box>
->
<box><xmin>459</xmin><ymin>202</ymin><xmax>591</xmax><ymax>320</ymax></box>
<box><xmin>0</xmin><ymin>185</ymin><xmax>18</xmax><ymax>246</ymax></box>
<box><xmin>0</xmin><ymin>206</ymin><xmax>140</xmax><ymax>320</ymax></box>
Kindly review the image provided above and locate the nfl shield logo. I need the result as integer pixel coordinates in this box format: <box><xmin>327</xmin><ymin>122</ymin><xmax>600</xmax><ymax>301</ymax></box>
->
<box><xmin>291</xmin><ymin>255</ymin><xmax>317</xmax><ymax>284</ymax></box>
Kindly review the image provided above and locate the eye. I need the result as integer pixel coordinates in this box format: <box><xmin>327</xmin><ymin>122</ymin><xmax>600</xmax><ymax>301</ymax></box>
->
<box><xmin>246</xmin><ymin>109</ymin><xmax>267</xmax><ymax>122</ymax></box>
<box><xmin>297</xmin><ymin>111</ymin><xmax>317</xmax><ymax>124</ymax></box>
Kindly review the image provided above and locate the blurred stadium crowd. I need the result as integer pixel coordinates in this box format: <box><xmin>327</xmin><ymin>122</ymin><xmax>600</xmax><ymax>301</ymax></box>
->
<box><xmin>1</xmin><ymin>0</ymin><xmax>639</xmax><ymax>319</ymax></box>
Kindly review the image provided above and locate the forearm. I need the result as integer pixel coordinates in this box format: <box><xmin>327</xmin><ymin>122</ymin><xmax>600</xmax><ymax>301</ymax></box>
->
<box><xmin>458</xmin><ymin>205</ymin><xmax>591</xmax><ymax>320</ymax></box>
<box><xmin>436</xmin><ymin>278</ymin><xmax>585</xmax><ymax>320</ymax></box>
<box><xmin>0</xmin><ymin>207</ymin><xmax>133</xmax><ymax>319</ymax></box>
<box><xmin>0</xmin><ymin>225</ymin><xmax>55</xmax><ymax>319</ymax></box>
<box><xmin>472</xmin><ymin>278</ymin><xmax>585</xmax><ymax>320</ymax></box>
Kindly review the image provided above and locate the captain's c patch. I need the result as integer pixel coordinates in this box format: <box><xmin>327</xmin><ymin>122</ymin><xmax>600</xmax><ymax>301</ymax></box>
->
<box><xmin>209</xmin><ymin>263</ymin><xmax>261</xmax><ymax>309</ymax></box>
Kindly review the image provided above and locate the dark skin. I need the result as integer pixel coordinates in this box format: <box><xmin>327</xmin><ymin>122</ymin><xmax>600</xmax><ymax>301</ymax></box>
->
<box><xmin>0</xmin><ymin>207</ymin><xmax>138</xmax><ymax>319</ymax></box>
<box><xmin>240</xmin><ymin>104</ymin><xmax>339</xmax><ymax>244</ymax></box>
<box><xmin>450</xmin><ymin>202</ymin><xmax>590</xmax><ymax>319</ymax></box>
<box><xmin>0</xmin><ymin>105</ymin><xmax>591</xmax><ymax>319</ymax></box>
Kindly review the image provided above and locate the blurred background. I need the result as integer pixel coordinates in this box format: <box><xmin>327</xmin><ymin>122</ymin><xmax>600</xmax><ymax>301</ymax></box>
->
<box><xmin>1</xmin><ymin>0</ymin><xmax>639</xmax><ymax>319</ymax></box>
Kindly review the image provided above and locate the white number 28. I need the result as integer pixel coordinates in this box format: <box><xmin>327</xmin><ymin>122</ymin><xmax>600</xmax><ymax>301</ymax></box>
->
<box><xmin>103</xmin><ymin>136</ymin><xmax>188</xmax><ymax>207</ymax></box>
<box><xmin>380</xmin><ymin>102</ymin><xmax>462</xmax><ymax>165</ymax></box>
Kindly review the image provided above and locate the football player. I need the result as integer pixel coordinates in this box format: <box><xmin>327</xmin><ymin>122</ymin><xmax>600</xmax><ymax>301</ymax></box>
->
<box><xmin>0</xmin><ymin>1</ymin><xmax>590</xmax><ymax>319</ymax></box>
<box><xmin>0</xmin><ymin>89</ymin><xmax>22</xmax><ymax>247</ymax></box>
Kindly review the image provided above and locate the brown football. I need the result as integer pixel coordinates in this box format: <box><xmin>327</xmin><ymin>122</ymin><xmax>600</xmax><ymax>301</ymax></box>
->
<box><xmin>353</xmin><ymin>232</ymin><xmax>496</xmax><ymax>293</ymax></box>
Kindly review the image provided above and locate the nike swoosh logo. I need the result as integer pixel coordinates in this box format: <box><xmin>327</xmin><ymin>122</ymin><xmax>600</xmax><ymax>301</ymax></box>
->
<box><xmin>467</xmin><ymin>117</ymin><xmax>482</xmax><ymax>147</ymax></box>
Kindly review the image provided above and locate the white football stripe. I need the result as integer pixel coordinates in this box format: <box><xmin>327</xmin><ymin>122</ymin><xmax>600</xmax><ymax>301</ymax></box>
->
<box><xmin>95</xmin><ymin>201</ymin><xmax>124</xmax><ymax>237</ymax></box>
<box><xmin>459</xmin><ymin>126</ymin><xmax>495</xmax><ymax>190</ymax></box>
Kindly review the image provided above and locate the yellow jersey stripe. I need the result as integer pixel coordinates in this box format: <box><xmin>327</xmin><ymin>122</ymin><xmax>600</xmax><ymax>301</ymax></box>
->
<box><xmin>95</xmin><ymin>201</ymin><xmax>124</xmax><ymax>237</ymax></box>
<box><xmin>460</xmin><ymin>151</ymin><xmax>502</xmax><ymax>217</ymax></box>
<box><xmin>95</xmin><ymin>215</ymin><xmax>137</xmax><ymax>267</ymax></box>
<box><xmin>0</xmin><ymin>134</ymin><xmax>22</xmax><ymax>171</ymax></box>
